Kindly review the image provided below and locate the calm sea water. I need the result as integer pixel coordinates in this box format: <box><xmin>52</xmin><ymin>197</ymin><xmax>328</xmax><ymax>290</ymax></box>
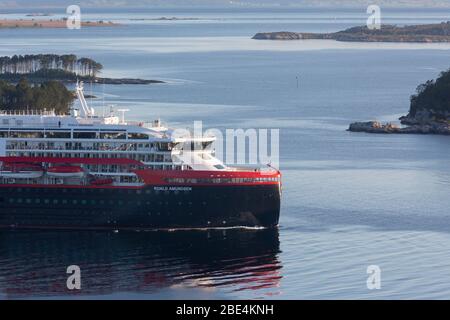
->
<box><xmin>2</xmin><ymin>6</ymin><xmax>450</xmax><ymax>299</ymax></box>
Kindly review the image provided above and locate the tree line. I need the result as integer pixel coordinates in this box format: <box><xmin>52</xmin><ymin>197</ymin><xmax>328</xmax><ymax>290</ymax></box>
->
<box><xmin>0</xmin><ymin>78</ymin><xmax>74</xmax><ymax>113</ymax></box>
<box><xmin>0</xmin><ymin>54</ymin><xmax>103</xmax><ymax>78</ymax></box>
<box><xmin>410</xmin><ymin>68</ymin><xmax>450</xmax><ymax>119</ymax></box>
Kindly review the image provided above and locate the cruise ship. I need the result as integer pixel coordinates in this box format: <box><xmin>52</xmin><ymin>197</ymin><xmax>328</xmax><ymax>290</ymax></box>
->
<box><xmin>0</xmin><ymin>83</ymin><xmax>281</xmax><ymax>230</ymax></box>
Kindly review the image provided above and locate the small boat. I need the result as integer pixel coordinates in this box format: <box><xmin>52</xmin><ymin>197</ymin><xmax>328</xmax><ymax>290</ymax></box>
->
<box><xmin>0</xmin><ymin>164</ymin><xmax>44</xmax><ymax>179</ymax></box>
<box><xmin>47</xmin><ymin>166</ymin><xmax>84</xmax><ymax>178</ymax></box>
<box><xmin>90</xmin><ymin>178</ymin><xmax>114</xmax><ymax>186</ymax></box>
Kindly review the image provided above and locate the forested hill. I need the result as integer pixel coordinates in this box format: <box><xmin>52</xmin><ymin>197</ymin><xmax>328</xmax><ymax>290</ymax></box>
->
<box><xmin>0</xmin><ymin>54</ymin><xmax>163</xmax><ymax>85</ymax></box>
<box><xmin>0</xmin><ymin>54</ymin><xmax>103</xmax><ymax>80</ymax></box>
<box><xmin>349</xmin><ymin>67</ymin><xmax>450</xmax><ymax>135</ymax></box>
<box><xmin>407</xmin><ymin>68</ymin><xmax>450</xmax><ymax>121</ymax></box>
<box><xmin>0</xmin><ymin>78</ymin><xmax>74</xmax><ymax>113</ymax></box>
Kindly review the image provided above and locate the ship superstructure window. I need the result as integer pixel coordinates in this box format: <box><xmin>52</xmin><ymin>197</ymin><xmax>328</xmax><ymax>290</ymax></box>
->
<box><xmin>9</xmin><ymin>131</ymin><xmax>44</xmax><ymax>138</ymax></box>
<box><xmin>159</xmin><ymin>142</ymin><xmax>171</xmax><ymax>151</ymax></box>
<box><xmin>73</xmin><ymin>131</ymin><xmax>97</xmax><ymax>139</ymax></box>
<box><xmin>46</xmin><ymin>131</ymin><xmax>71</xmax><ymax>139</ymax></box>
<box><xmin>165</xmin><ymin>176</ymin><xmax>280</xmax><ymax>184</ymax></box>
<box><xmin>128</xmin><ymin>133</ymin><xmax>148</xmax><ymax>140</ymax></box>
<box><xmin>100</xmin><ymin>132</ymin><xmax>126</xmax><ymax>140</ymax></box>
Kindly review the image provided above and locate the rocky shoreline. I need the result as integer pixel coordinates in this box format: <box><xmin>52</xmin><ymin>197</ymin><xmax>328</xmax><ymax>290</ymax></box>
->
<box><xmin>253</xmin><ymin>22</ymin><xmax>450</xmax><ymax>43</ymax></box>
<box><xmin>0</xmin><ymin>74</ymin><xmax>165</xmax><ymax>85</ymax></box>
<box><xmin>348</xmin><ymin>118</ymin><xmax>450</xmax><ymax>135</ymax></box>
<box><xmin>0</xmin><ymin>19</ymin><xmax>118</xmax><ymax>29</ymax></box>
<box><xmin>91</xmin><ymin>77</ymin><xmax>165</xmax><ymax>85</ymax></box>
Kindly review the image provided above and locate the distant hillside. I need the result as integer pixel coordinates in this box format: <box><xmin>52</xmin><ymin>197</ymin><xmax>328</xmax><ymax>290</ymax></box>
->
<box><xmin>406</xmin><ymin>68</ymin><xmax>450</xmax><ymax>122</ymax></box>
<box><xmin>254</xmin><ymin>22</ymin><xmax>450</xmax><ymax>42</ymax></box>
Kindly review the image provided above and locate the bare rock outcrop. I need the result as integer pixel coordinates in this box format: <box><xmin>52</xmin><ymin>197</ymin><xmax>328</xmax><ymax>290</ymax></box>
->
<box><xmin>348</xmin><ymin>120</ymin><xmax>450</xmax><ymax>135</ymax></box>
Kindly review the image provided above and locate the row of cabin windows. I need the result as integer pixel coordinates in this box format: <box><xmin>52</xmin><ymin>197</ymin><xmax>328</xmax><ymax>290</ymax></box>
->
<box><xmin>6</xmin><ymin>140</ymin><xmax>173</xmax><ymax>152</ymax></box>
<box><xmin>7</xmin><ymin>194</ymin><xmax>195</xmax><ymax>206</ymax></box>
<box><xmin>0</xmin><ymin>130</ymin><xmax>151</xmax><ymax>141</ymax></box>
<box><xmin>7</xmin><ymin>151</ymin><xmax>170</xmax><ymax>162</ymax></box>
<box><xmin>165</xmin><ymin>177</ymin><xmax>280</xmax><ymax>184</ymax></box>
<box><xmin>11</xmin><ymin>188</ymin><xmax>191</xmax><ymax>195</ymax></box>
<box><xmin>8</xmin><ymin>198</ymin><xmax>145</xmax><ymax>206</ymax></box>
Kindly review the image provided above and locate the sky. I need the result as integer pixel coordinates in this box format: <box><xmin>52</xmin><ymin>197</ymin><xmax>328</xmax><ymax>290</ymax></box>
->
<box><xmin>0</xmin><ymin>0</ymin><xmax>450</xmax><ymax>8</ymax></box>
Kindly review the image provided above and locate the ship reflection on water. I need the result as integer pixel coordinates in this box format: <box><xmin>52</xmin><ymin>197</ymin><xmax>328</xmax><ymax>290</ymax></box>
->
<box><xmin>0</xmin><ymin>228</ymin><xmax>282</xmax><ymax>299</ymax></box>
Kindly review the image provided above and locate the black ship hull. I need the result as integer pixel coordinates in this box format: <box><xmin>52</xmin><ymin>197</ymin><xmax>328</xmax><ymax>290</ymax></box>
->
<box><xmin>0</xmin><ymin>184</ymin><xmax>281</xmax><ymax>230</ymax></box>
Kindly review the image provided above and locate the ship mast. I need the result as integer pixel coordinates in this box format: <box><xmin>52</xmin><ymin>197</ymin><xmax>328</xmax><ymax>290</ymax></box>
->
<box><xmin>75</xmin><ymin>81</ymin><xmax>95</xmax><ymax>118</ymax></box>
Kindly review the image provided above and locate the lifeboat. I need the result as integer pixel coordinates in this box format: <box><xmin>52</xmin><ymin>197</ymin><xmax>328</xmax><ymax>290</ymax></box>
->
<box><xmin>47</xmin><ymin>166</ymin><xmax>84</xmax><ymax>178</ymax></box>
<box><xmin>0</xmin><ymin>163</ymin><xmax>44</xmax><ymax>179</ymax></box>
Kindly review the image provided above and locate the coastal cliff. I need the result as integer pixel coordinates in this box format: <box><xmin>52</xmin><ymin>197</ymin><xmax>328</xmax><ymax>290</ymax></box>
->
<box><xmin>349</xmin><ymin>68</ymin><xmax>450</xmax><ymax>135</ymax></box>
<box><xmin>253</xmin><ymin>22</ymin><xmax>450</xmax><ymax>42</ymax></box>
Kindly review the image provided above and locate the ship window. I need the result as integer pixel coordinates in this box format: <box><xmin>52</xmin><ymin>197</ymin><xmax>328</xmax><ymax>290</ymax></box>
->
<box><xmin>10</xmin><ymin>131</ymin><xmax>45</xmax><ymax>139</ymax></box>
<box><xmin>100</xmin><ymin>132</ymin><xmax>126</xmax><ymax>140</ymax></box>
<box><xmin>159</xmin><ymin>143</ymin><xmax>170</xmax><ymax>151</ymax></box>
<box><xmin>74</xmin><ymin>132</ymin><xmax>97</xmax><ymax>139</ymax></box>
<box><xmin>128</xmin><ymin>133</ymin><xmax>148</xmax><ymax>140</ymax></box>
<box><xmin>46</xmin><ymin>131</ymin><xmax>71</xmax><ymax>139</ymax></box>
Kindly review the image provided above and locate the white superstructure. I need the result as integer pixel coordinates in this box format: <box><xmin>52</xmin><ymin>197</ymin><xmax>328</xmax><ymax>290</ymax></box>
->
<box><xmin>0</xmin><ymin>82</ymin><xmax>226</xmax><ymax>185</ymax></box>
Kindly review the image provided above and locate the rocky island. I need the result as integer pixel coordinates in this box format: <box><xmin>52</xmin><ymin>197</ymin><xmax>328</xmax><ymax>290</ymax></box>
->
<box><xmin>0</xmin><ymin>18</ymin><xmax>118</xmax><ymax>29</ymax></box>
<box><xmin>349</xmin><ymin>68</ymin><xmax>450</xmax><ymax>135</ymax></box>
<box><xmin>0</xmin><ymin>54</ymin><xmax>164</xmax><ymax>85</ymax></box>
<box><xmin>253</xmin><ymin>22</ymin><xmax>450</xmax><ymax>43</ymax></box>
